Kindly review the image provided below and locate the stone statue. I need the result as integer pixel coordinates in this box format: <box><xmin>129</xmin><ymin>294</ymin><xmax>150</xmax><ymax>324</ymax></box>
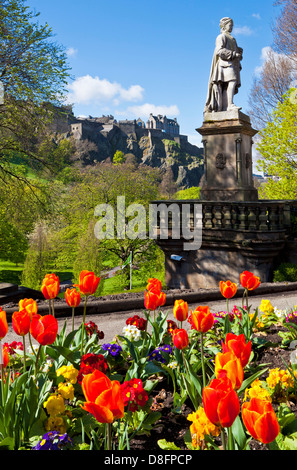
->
<box><xmin>204</xmin><ymin>17</ymin><xmax>243</xmax><ymax>113</ymax></box>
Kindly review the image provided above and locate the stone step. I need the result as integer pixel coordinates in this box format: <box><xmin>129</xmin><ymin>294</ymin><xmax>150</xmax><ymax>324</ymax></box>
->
<box><xmin>0</xmin><ymin>283</ymin><xmax>18</xmax><ymax>295</ymax></box>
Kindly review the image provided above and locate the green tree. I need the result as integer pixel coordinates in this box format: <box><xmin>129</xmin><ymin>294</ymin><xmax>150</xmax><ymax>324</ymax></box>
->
<box><xmin>256</xmin><ymin>90</ymin><xmax>297</xmax><ymax>199</ymax></box>
<box><xmin>113</xmin><ymin>150</ymin><xmax>126</xmax><ymax>165</ymax></box>
<box><xmin>0</xmin><ymin>0</ymin><xmax>70</xmax><ymax>181</ymax></box>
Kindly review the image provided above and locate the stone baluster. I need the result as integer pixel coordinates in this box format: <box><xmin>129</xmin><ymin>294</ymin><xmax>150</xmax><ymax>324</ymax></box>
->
<box><xmin>238</xmin><ymin>205</ymin><xmax>247</xmax><ymax>230</ymax></box>
<box><xmin>203</xmin><ymin>204</ymin><xmax>213</xmax><ymax>229</ymax></box>
<box><xmin>259</xmin><ymin>206</ymin><xmax>269</xmax><ymax>231</ymax></box>
<box><xmin>247</xmin><ymin>205</ymin><xmax>258</xmax><ymax>230</ymax></box>
<box><xmin>213</xmin><ymin>205</ymin><xmax>223</xmax><ymax>228</ymax></box>
<box><xmin>223</xmin><ymin>204</ymin><xmax>232</xmax><ymax>229</ymax></box>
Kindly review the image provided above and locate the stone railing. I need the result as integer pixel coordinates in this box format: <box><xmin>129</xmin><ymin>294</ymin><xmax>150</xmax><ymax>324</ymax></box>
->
<box><xmin>151</xmin><ymin>199</ymin><xmax>297</xmax><ymax>235</ymax></box>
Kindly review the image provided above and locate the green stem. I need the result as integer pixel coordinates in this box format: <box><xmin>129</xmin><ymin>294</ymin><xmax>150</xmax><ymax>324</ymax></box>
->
<box><xmin>81</xmin><ymin>296</ymin><xmax>88</xmax><ymax>356</ymax></box>
<box><xmin>34</xmin><ymin>344</ymin><xmax>42</xmax><ymax>378</ymax></box>
<box><xmin>107</xmin><ymin>422</ymin><xmax>112</xmax><ymax>450</ymax></box>
<box><xmin>22</xmin><ymin>335</ymin><xmax>26</xmax><ymax>371</ymax></box>
<box><xmin>200</xmin><ymin>332</ymin><xmax>206</xmax><ymax>389</ymax></box>
<box><xmin>221</xmin><ymin>428</ymin><xmax>227</xmax><ymax>450</ymax></box>
<box><xmin>83</xmin><ymin>296</ymin><xmax>88</xmax><ymax>324</ymax></box>
<box><xmin>52</xmin><ymin>299</ymin><xmax>55</xmax><ymax>318</ymax></box>
<box><xmin>72</xmin><ymin>307</ymin><xmax>75</xmax><ymax>331</ymax></box>
<box><xmin>0</xmin><ymin>341</ymin><xmax>4</xmax><ymax>406</ymax></box>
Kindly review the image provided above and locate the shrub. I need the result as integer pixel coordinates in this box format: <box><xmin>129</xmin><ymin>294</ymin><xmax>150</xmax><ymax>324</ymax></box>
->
<box><xmin>273</xmin><ymin>262</ymin><xmax>297</xmax><ymax>282</ymax></box>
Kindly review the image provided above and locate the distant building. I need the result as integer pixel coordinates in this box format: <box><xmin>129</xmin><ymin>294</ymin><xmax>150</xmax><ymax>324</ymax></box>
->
<box><xmin>146</xmin><ymin>114</ymin><xmax>180</xmax><ymax>136</ymax></box>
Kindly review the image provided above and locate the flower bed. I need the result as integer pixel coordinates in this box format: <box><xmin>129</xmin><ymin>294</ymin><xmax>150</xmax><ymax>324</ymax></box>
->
<box><xmin>1</xmin><ymin>269</ymin><xmax>297</xmax><ymax>451</ymax></box>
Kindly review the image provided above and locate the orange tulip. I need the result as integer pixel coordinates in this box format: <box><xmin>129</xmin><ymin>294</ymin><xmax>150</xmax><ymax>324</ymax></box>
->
<box><xmin>1</xmin><ymin>345</ymin><xmax>9</xmax><ymax>368</ymax></box>
<box><xmin>203</xmin><ymin>376</ymin><xmax>240</xmax><ymax>428</ymax></box>
<box><xmin>81</xmin><ymin>369</ymin><xmax>125</xmax><ymax>423</ymax></box>
<box><xmin>65</xmin><ymin>288</ymin><xmax>81</xmax><ymax>308</ymax></box>
<box><xmin>146</xmin><ymin>278</ymin><xmax>162</xmax><ymax>293</ymax></box>
<box><xmin>219</xmin><ymin>280</ymin><xmax>237</xmax><ymax>299</ymax></box>
<box><xmin>144</xmin><ymin>289</ymin><xmax>166</xmax><ymax>311</ymax></box>
<box><xmin>74</xmin><ymin>270</ymin><xmax>100</xmax><ymax>296</ymax></box>
<box><xmin>215</xmin><ymin>351</ymin><xmax>244</xmax><ymax>390</ymax></box>
<box><xmin>12</xmin><ymin>309</ymin><xmax>31</xmax><ymax>337</ymax></box>
<box><xmin>173</xmin><ymin>299</ymin><xmax>189</xmax><ymax>322</ymax></box>
<box><xmin>0</xmin><ymin>308</ymin><xmax>8</xmax><ymax>340</ymax></box>
<box><xmin>30</xmin><ymin>314</ymin><xmax>58</xmax><ymax>345</ymax></box>
<box><xmin>19</xmin><ymin>298</ymin><xmax>38</xmax><ymax>318</ymax></box>
<box><xmin>172</xmin><ymin>328</ymin><xmax>189</xmax><ymax>350</ymax></box>
<box><xmin>41</xmin><ymin>273</ymin><xmax>60</xmax><ymax>300</ymax></box>
<box><xmin>190</xmin><ymin>306</ymin><xmax>214</xmax><ymax>333</ymax></box>
<box><xmin>242</xmin><ymin>398</ymin><xmax>280</xmax><ymax>444</ymax></box>
<box><xmin>222</xmin><ymin>333</ymin><xmax>251</xmax><ymax>368</ymax></box>
<box><xmin>239</xmin><ymin>271</ymin><xmax>260</xmax><ymax>291</ymax></box>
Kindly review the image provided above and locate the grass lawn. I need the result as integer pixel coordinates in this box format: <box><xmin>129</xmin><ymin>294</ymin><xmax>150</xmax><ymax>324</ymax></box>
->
<box><xmin>0</xmin><ymin>261</ymin><xmax>165</xmax><ymax>296</ymax></box>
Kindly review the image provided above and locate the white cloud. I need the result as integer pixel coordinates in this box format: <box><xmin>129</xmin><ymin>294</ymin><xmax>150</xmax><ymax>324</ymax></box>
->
<box><xmin>233</xmin><ymin>25</ymin><xmax>254</xmax><ymax>36</ymax></box>
<box><xmin>66</xmin><ymin>47</ymin><xmax>78</xmax><ymax>58</ymax></box>
<box><xmin>254</xmin><ymin>46</ymin><xmax>288</xmax><ymax>75</ymax></box>
<box><xmin>252</xmin><ymin>13</ymin><xmax>261</xmax><ymax>20</ymax></box>
<box><xmin>126</xmin><ymin>103</ymin><xmax>180</xmax><ymax>119</ymax></box>
<box><xmin>67</xmin><ymin>75</ymin><xmax>144</xmax><ymax>105</ymax></box>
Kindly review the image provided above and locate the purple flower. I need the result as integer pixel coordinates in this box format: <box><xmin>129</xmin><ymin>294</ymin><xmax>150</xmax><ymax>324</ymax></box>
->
<box><xmin>32</xmin><ymin>431</ymin><xmax>73</xmax><ymax>450</ymax></box>
<box><xmin>102</xmin><ymin>343</ymin><xmax>122</xmax><ymax>357</ymax></box>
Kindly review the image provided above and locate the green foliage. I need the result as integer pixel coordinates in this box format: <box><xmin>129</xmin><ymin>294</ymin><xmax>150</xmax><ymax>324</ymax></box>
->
<box><xmin>257</xmin><ymin>90</ymin><xmax>297</xmax><ymax>200</ymax></box>
<box><xmin>273</xmin><ymin>262</ymin><xmax>297</xmax><ymax>282</ymax></box>
<box><xmin>113</xmin><ymin>150</ymin><xmax>126</xmax><ymax>165</ymax></box>
<box><xmin>174</xmin><ymin>186</ymin><xmax>200</xmax><ymax>200</ymax></box>
<box><xmin>0</xmin><ymin>0</ymin><xmax>70</xmax><ymax>179</ymax></box>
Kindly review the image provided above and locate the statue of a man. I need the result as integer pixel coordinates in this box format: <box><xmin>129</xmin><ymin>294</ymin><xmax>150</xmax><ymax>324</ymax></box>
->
<box><xmin>204</xmin><ymin>17</ymin><xmax>243</xmax><ymax>113</ymax></box>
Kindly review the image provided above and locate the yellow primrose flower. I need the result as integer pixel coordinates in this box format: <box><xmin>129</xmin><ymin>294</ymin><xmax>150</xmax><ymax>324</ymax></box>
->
<box><xmin>58</xmin><ymin>381</ymin><xmax>75</xmax><ymax>401</ymax></box>
<box><xmin>187</xmin><ymin>407</ymin><xmax>220</xmax><ymax>449</ymax></box>
<box><xmin>244</xmin><ymin>379</ymin><xmax>272</xmax><ymax>402</ymax></box>
<box><xmin>44</xmin><ymin>416</ymin><xmax>66</xmax><ymax>434</ymax></box>
<box><xmin>266</xmin><ymin>368</ymin><xmax>294</xmax><ymax>390</ymax></box>
<box><xmin>259</xmin><ymin>299</ymin><xmax>274</xmax><ymax>314</ymax></box>
<box><xmin>44</xmin><ymin>394</ymin><xmax>65</xmax><ymax>417</ymax></box>
<box><xmin>56</xmin><ymin>365</ymin><xmax>79</xmax><ymax>384</ymax></box>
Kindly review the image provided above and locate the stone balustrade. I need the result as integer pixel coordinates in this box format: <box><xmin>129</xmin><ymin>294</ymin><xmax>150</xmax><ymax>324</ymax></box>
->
<box><xmin>152</xmin><ymin>199</ymin><xmax>297</xmax><ymax>236</ymax></box>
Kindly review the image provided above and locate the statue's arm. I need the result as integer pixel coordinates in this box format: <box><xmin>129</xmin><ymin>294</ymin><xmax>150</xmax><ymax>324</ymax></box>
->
<box><xmin>215</xmin><ymin>35</ymin><xmax>241</xmax><ymax>61</ymax></box>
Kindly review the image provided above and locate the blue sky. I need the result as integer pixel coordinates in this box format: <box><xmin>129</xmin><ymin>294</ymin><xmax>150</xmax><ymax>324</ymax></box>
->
<box><xmin>26</xmin><ymin>0</ymin><xmax>280</xmax><ymax>147</ymax></box>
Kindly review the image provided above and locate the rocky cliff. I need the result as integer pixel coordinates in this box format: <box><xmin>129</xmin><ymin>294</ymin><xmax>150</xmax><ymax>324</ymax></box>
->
<box><xmin>68</xmin><ymin>121</ymin><xmax>204</xmax><ymax>190</ymax></box>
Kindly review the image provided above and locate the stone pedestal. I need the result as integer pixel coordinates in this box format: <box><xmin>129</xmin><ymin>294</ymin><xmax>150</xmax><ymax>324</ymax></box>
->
<box><xmin>197</xmin><ymin>109</ymin><xmax>258</xmax><ymax>202</ymax></box>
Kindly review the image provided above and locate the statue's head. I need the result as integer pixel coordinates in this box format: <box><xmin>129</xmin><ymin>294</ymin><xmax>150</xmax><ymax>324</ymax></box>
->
<box><xmin>220</xmin><ymin>17</ymin><xmax>233</xmax><ymax>32</ymax></box>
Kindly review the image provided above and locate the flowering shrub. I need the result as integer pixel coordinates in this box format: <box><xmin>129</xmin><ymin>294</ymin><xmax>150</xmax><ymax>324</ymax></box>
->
<box><xmin>2</xmin><ymin>270</ymin><xmax>297</xmax><ymax>451</ymax></box>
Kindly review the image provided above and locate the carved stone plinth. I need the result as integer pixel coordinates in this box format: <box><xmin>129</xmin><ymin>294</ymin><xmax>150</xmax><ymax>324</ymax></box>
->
<box><xmin>152</xmin><ymin>199</ymin><xmax>297</xmax><ymax>289</ymax></box>
<box><xmin>197</xmin><ymin>110</ymin><xmax>258</xmax><ymax>202</ymax></box>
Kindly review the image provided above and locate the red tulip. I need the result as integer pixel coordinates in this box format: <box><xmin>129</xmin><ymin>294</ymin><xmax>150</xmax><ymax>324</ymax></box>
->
<box><xmin>0</xmin><ymin>309</ymin><xmax>8</xmax><ymax>340</ymax></box>
<box><xmin>144</xmin><ymin>289</ymin><xmax>166</xmax><ymax>311</ymax></box>
<box><xmin>189</xmin><ymin>306</ymin><xmax>214</xmax><ymax>333</ymax></box>
<box><xmin>222</xmin><ymin>333</ymin><xmax>251</xmax><ymax>368</ymax></box>
<box><xmin>81</xmin><ymin>369</ymin><xmax>125</xmax><ymax>423</ymax></box>
<box><xmin>65</xmin><ymin>288</ymin><xmax>81</xmax><ymax>308</ymax></box>
<box><xmin>41</xmin><ymin>273</ymin><xmax>60</xmax><ymax>300</ymax></box>
<box><xmin>30</xmin><ymin>314</ymin><xmax>58</xmax><ymax>345</ymax></box>
<box><xmin>240</xmin><ymin>271</ymin><xmax>260</xmax><ymax>291</ymax></box>
<box><xmin>19</xmin><ymin>298</ymin><xmax>38</xmax><ymax>318</ymax></box>
<box><xmin>241</xmin><ymin>398</ymin><xmax>280</xmax><ymax>444</ymax></box>
<box><xmin>203</xmin><ymin>376</ymin><xmax>240</xmax><ymax>428</ymax></box>
<box><xmin>172</xmin><ymin>328</ymin><xmax>189</xmax><ymax>350</ymax></box>
<box><xmin>215</xmin><ymin>351</ymin><xmax>244</xmax><ymax>391</ymax></box>
<box><xmin>12</xmin><ymin>309</ymin><xmax>31</xmax><ymax>337</ymax></box>
<box><xmin>219</xmin><ymin>280</ymin><xmax>237</xmax><ymax>299</ymax></box>
<box><xmin>173</xmin><ymin>299</ymin><xmax>189</xmax><ymax>322</ymax></box>
<box><xmin>146</xmin><ymin>278</ymin><xmax>162</xmax><ymax>293</ymax></box>
<box><xmin>74</xmin><ymin>270</ymin><xmax>100</xmax><ymax>296</ymax></box>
